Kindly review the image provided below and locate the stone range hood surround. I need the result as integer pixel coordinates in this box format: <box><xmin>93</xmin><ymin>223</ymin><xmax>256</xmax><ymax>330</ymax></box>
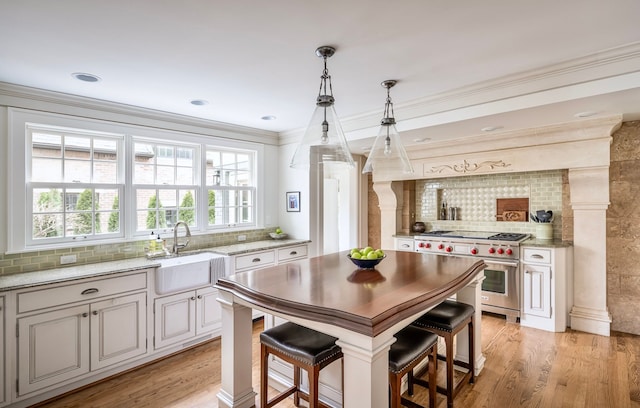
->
<box><xmin>372</xmin><ymin>114</ymin><xmax>622</xmax><ymax>336</ymax></box>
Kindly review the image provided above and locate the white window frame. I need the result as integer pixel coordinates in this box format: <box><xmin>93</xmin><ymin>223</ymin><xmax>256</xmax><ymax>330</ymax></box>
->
<box><xmin>7</xmin><ymin>108</ymin><xmax>264</xmax><ymax>253</ymax></box>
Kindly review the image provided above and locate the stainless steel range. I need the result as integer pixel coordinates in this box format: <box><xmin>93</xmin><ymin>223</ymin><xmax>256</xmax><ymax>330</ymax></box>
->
<box><xmin>414</xmin><ymin>230</ymin><xmax>530</xmax><ymax>322</ymax></box>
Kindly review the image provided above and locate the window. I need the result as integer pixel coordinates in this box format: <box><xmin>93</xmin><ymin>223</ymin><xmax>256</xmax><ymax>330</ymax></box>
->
<box><xmin>28</xmin><ymin>128</ymin><xmax>123</xmax><ymax>244</ymax></box>
<box><xmin>133</xmin><ymin>140</ymin><xmax>198</xmax><ymax>232</ymax></box>
<box><xmin>9</xmin><ymin>109</ymin><xmax>262</xmax><ymax>252</ymax></box>
<box><xmin>206</xmin><ymin>148</ymin><xmax>256</xmax><ymax>228</ymax></box>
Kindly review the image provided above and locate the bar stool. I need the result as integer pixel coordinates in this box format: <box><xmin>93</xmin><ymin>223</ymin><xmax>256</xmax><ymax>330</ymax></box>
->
<box><xmin>389</xmin><ymin>326</ymin><xmax>438</xmax><ymax>408</ymax></box>
<box><xmin>411</xmin><ymin>300</ymin><xmax>475</xmax><ymax>408</ymax></box>
<box><xmin>260</xmin><ymin>322</ymin><xmax>343</xmax><ymax>408</ymax></box>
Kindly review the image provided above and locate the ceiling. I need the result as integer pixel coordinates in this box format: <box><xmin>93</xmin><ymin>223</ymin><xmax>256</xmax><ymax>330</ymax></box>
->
<box><xmin>1</xmin><ymin>1</ymin><xmax>640</xmax><ymax>153</ymax></box>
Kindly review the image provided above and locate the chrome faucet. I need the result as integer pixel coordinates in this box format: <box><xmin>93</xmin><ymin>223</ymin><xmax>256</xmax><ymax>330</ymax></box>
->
<box><xmin>172</xmin><ymin>221</ymin><xmax>191</xmax><ymax>255</ymax></box>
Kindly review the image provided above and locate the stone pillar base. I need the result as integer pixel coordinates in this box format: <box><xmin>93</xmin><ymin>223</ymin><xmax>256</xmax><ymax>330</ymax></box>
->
<box><xmin>570</xmin><ymin>305</ymin><xmax>612</xmax><ymax>337</ymax></box>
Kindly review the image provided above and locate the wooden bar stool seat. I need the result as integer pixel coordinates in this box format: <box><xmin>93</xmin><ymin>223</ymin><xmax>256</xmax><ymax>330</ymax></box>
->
<box><xmin>411</xmin><ymin>300</ymin><xmax>475</xmax><ymax>408</ymax></box>
<box><xmin>260</xmin><ymin>322</ymin><xmax>343</xmax><ymax>408</ymax></box>
<box><xmin>389</xmin><ymin>326</ymin><xmax>438</xmax><ymax>408</ymax></box>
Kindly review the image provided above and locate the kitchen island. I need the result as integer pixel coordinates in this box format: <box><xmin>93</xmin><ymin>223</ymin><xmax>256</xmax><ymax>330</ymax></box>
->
<box><xmin>215</xmin><ymin>250</ymin><xmax>486</xmax><ymax>408</ymax></box>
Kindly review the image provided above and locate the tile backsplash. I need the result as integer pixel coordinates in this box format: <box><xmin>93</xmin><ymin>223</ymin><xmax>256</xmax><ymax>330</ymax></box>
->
<box><xmin>0</xmin><ymin>228</ymin><xmax>273</xmax><ymax>276</ymax></box>
<box><xmin>415</xmin><ymin>170</ymin><xmax>564</xmax><ymax>239</ymax></box>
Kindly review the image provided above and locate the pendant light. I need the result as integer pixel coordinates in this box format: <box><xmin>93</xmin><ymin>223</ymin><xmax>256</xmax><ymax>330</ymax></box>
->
<box><xmin>362</xmin><ymin>80</ymin><xmax>414</xmax><ymax>174</ymax></box>
<box><xmin>290</xmin><ymin>46</ymin><xmax>355</xmax><ymax>169</ymax></box>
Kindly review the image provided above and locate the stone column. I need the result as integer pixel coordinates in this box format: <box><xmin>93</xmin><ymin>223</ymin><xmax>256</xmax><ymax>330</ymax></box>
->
<box><xmin>568</xmin><ymin>166</ymin><xmax>612</xmax><ymax>336</ymax></box>
<box><xmin>372</xmin><ymin>180</ymin><xmax>404</xmax><ymax>250</ymax></box>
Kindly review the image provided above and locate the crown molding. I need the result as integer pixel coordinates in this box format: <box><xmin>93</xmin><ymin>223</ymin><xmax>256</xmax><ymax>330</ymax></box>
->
<box><xmin>0</xmin><ymin>82</ymin><xmax>280</xmax><ymax>145</ymax></box>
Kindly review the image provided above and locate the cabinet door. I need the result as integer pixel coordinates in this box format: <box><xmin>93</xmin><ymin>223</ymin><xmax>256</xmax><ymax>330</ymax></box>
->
<box><xmin>196</xmin><ymin>287</ymin><xmax>221</xmax><ymax>336</ymax></box>
<box><xmin>0</xmin><ymin>297</ymin><xmax>4</xmax><ymax>405</ymax></box>
<box><xmin>154</xmin><ymin>291</ymin><xmax>196</xmax><ymax>349</ymax></box>
<box><xmin>523</xmin><ymin>263</ymin><xmax>552</xmax><ymax>318</ymax></box>
<box><xmin>90</xmin><ymin>292</ymin><xmax>147</xmax><ymax>371</ymax></box>
<box><xmin>17</xmin><ymin>305</ymin><xmax>90</xmax><ymax>396</ymax></box>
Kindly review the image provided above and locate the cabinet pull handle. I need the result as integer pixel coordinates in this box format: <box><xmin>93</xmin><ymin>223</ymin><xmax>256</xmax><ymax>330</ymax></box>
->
<box><xmin>402</xmin><ymin>244</ymin><xmax>410</xmax><ymax>248</ymax></box>
<box><xmin>289</xmin><ymin>251</ymin><xmax>297</xmax><ymax>255</ymax></box>
<box><xmin>252</xmin><ymin>258</ymin><xmax>261</xmax><ymax>262</ymax></box>
<box><xmin>531</xmin><ymin>254</ymin><xmax>544</xmax><ymax>259</ymax></box>
<box><xmin>81</xmin><ymin>288</ymin><xmax>99</xmax><ymax>295</ymax></box>
<box><xmin>190</xmin><ymin>296</ymin><xmax>196</xmax><ymax>301</ymax></box>
<box><xmin>82</xmin><ymin>312</ymin><xmax>89</xmax><ymax>318</ymax></box>
<box><xmin>92</xmin><ymin>310</ymin><xmax>99</xmax><ymax>315</ymax></box>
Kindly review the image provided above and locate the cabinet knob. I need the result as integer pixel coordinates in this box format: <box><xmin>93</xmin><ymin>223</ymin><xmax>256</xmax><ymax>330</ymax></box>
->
<box><xmin>92</xmin><ymin>310</ymin><xmax>99</xmax><ymax>315</ymax></box>
<box><xmin>190</xmin><ymin>296</ymin><xmax>196</xmax><ymax>301</ymax></box>
<box><xmin>82</xmin><ymin>312</ymin><xmax>89</xmax><ymax>318</ymax></box>
<box><xmin>197</xmin><ymin>295</ymin><xmax>202</xmax><ymax>299</ymax></box>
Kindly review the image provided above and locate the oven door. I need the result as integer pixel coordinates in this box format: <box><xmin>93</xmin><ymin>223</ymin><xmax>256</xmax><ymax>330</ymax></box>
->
<box><xmin>480</xmin><ymin>259</ymin><xmax>520</xmax><ymax>319</ymax></box>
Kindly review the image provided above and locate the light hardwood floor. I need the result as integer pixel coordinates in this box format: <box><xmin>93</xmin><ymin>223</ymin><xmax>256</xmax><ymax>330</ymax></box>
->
<box><xmin>34</xmin><ymin>314</ymin><xmax>640</xmax><ymax>408</ymax></box>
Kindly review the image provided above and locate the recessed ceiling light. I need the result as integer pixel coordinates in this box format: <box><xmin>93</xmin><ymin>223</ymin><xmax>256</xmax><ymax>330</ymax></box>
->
<box><xmin>413</xmin><ymin>137</ymin><xmax>431</xmax><ymax>143</ymax></box>
<box><xmin>71</xmin><ymin>72</ymin><xmax>101</xmax><ymax>82</ymax></box>
<box><xmin>261</xmin><ymin>115</ymin><xmax>277</xmax><ymax>121</ymax></box>
<box><xmin>190</xmin><ymin>99</ymin><xmax>209</xmax><ymax>106</ymax></box>
<box><xmin>574</xmin><ymin>111</ymin><xmax>597</xmax><ymax>118</ymax></box>
<box><xmin>481</xmin><ymin>126</ymin><xmax>503</xmax><ymax>132</ymax></box>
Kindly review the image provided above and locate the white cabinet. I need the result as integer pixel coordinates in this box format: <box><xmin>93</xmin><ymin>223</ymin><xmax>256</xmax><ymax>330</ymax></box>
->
<box><xmin>15</xmin><ymin>272</ymin><xmax>147</xmax><ymax>397</ymax></box>
<box><xmin>228</xmin><ymin>243</ymin><xmax>309</xmax><ymax>319</ymax></box>
<box><xmin>17</xmin><ymin>291</ymin><xmax>146</xmax><ymax>396</ymax></box>
<box><xmin>522</xmin><ymin>263</ymin><xmax>551</xmax><ymax>318</ymax></box>
<box><xmin>520</xmin><ymin>246</ymin><xmax>572</xmax><ymax>332</ymax></box>
<box><xmin>0</xmin><ymin>296</ymin><xmax>5</xmax><ymax>406</ymax></box>
<box><xmin>394</xmin><ymin>237</ymin><xmax>414</xmax><ymax>252</ymax></box>
<box><xmin>154</xmin><ymin>287</ymin><xmax>220</xmax><ymax>350</ymax></box>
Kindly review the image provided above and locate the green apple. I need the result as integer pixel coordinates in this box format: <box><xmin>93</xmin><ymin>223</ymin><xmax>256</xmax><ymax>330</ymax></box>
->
<box><xmin>351</xmin><ymin>252</ymin><xmax>362</xmax><ymax>259</ymax></box>
<box><xmin>275</xmin><ymin>227</ymin><xmax>283</xmax><ymax>234</ymax></box>
<box><xmin>375</xmin><ymin>249</ymin><xmax>385</xmax><ymax>257</ymax></box>
<box><xmin>366</xmin><ymin>251</ymin><xmax>379</xmax><ymax>260</ymax></box>
<box><xmin>362</xmin><ymin>246</ymin><xmax>374</xmax><ymax>255</ymax></box>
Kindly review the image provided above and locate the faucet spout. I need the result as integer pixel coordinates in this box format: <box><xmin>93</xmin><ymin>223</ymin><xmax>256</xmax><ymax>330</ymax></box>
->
<box><xmin>172</xmin><ymin>221</ymin><xmax>192</xmax><ymax>255</ymax></box>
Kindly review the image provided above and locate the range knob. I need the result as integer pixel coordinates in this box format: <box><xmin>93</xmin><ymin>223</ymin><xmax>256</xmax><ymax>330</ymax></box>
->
<box><xmin>445</xmin><ymin>246</ymin><xmax>453</xmax><ymax>253</ymax></box>
<box><xmin>418</xmin><ymin>242</ymin><xmax>425</xmax><ymax>248</ymax></box>
<box><xmin>438</xmin><ymin>244</ymin><xmax>444</xmax><ymax>250</ymax></box>
<box><xmin>497</xmin><ymin>248</ymin><xmax>504</xmax><ymax>255</ymax></box>
<box><xmin>506</xmin><ymin>248</ymin><xmax>513</xmax><ymax>255</ymax></box>
<box><xmin>470</xmin><ymin>248</ymin><xmax>478</xmax><ymax>255</ymax></box>
<box><xmin>425</xmin><ymin>243</ymin><xmax>432</xmax><ymax>249</ymax></box>
<box><xmin>488</xmin><ymin>247</ymin><xmax>496</xmax><ymax>254</ymax></box>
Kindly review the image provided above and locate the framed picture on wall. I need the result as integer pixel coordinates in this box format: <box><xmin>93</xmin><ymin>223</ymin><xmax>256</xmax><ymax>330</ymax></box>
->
<box><xmin>286</xmin><ymin>191</ymin><xmax>300</xmax><ymax>212</ymax></box>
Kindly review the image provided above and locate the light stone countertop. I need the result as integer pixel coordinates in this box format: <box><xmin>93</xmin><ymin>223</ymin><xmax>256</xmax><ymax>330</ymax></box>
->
<box><xmin>0</xmin><ymin>239</ymin><xmax>311</xmax><ymax>292</ymax></box>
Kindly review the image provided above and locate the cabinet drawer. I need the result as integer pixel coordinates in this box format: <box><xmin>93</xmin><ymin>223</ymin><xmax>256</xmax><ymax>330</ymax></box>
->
<box><xmin>18</xmin><ymin>272</ymin><xmax>148</xmax><ymax>314</ymax></box>
<box><xmin>395</xmin><ymin>239</ymin><xmax>414</xmax><ymax>252</ymax></box>
<box><xmin>278</xmin><ymin>245</ymin><xmax>308</xmax><ymax>262</ymax></box>
<box><xmin>523</xmin><ymin>248</ymin><xmax>551</xmax><ymax>264</ymax></box>
<box><xmin>235</xmin><ymin>250</ymin><xmax>276</xmax><ymax>271</ymax></box>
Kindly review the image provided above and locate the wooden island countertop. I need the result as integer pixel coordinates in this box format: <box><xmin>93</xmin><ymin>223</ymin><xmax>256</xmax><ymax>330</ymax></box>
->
<box><xmin>215</xmin><ymin>250</ymin><xmax>486</xmax><ymax>408</ymax></box>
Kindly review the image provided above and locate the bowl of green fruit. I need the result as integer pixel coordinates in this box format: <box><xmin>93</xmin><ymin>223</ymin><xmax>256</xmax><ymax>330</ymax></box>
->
<box><xmin>347</xmin><ymin>247</ymin><xmax>386</xmax><ymax>269</ymax></box>
<box><xmin>269</xmin><ymin>227</ymin><xmax>288</xmax><ymax>239</ymax></box>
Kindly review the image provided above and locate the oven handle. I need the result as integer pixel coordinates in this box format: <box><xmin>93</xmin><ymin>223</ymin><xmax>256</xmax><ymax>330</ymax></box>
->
<box><xmin>483</xmin><ymin>259</ymin><xmax>519</xmax><ymax>268</ymax></box>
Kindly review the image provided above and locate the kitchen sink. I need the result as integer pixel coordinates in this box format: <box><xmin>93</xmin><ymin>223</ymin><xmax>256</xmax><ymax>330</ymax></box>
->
<box><xmin>155</xmin><ymin>252</ymin><xmax>227</xmax><ymax>295</ymax></box>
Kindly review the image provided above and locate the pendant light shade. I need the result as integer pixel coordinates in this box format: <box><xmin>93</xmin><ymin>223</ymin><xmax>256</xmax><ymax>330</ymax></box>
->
<box><xmin>290</xmin><ymin>46</ymin><xmax>355</xmax><ymax>169</ymax></box>
<box><xmin>362</xmin><ymin>80</ymin><xmax>414</xmax><ymax>174</ymax></box>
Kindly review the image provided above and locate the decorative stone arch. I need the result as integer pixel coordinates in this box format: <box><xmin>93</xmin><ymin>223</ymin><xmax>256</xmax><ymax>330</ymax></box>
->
<box><xmin>371</xmin><ymin>115</ymin><xmax>622</xmax><ymax>336</ymax></box>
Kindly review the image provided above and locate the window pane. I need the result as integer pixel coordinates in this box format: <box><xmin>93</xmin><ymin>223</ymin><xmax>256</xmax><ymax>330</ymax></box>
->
<box><xmin>156</xmin><ymin>145</ymin><xmax>174</xmax><ymax>165</ymax></box>
<box><xmin>102</xmin><ymin>211</ymin><xmax>119</xmax><ymax>234</ymax></box>
<box><xmin>94</xmin><ymin>138</ymin><xmax>117</xmax><ymax>160</ymax></box>
<box><xmin>157</xmin><ymin>165</ymin><xmax>175</xmax><ymax>185</ymax></box>
<box><xmin>176</xmin><ymin>147</ymin><xmax>193</xmax><ymax>166</ymax></box>
<box><xmin>137</xmin><ymin>189</ymin><xmax>163</xmax><ymax>230</ymax></box>
<box><xmin>33</xmin><ymin>188</ymin><xmax>63</xmax><ymax>212</ymax></box>
<box><xmin>178</xmin><ymin>190</ymin><xmax>196</xmax><ymax>226</ymax></box>
<box><xmin>33</xmin><ymin>213</ymin><xmax>63</xmax><ymax>239</ymax></box>
<box><xmin>134</xmin><ymin>162</ymin><xmax>154</xmax><ymax>184</ymax></box>
<box><xmin>32</xmin><ymin>133</ymin><xmax>62</xmax><ymax>158</ymax></box>
<box><xmin>32</xmin><ymin>158</ymin><xmax>62</xmax><ymax>182</ymax></box>
<box><xmin>93</xmin><ymin>161</ymin><xmax>117</xmax><ymax>183</ymax></box>
<box><xmin>67</xmin><ymin>212</ymin><xmax>94</xmax><ymax>236</ymax></box>
<box><xmin>176</xmin><ymin>167</ymin><xmax>193</xmax><ymax>185</ymax></box>
<box><xmin>237</xmin><ymin>154</ymin><xmax>250</xmax><ymax>171</ymax></box>
<box><xmin>64</xmin><ymin>159</ymin><xmax>91</xmax><ymax>183</ymax></box>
